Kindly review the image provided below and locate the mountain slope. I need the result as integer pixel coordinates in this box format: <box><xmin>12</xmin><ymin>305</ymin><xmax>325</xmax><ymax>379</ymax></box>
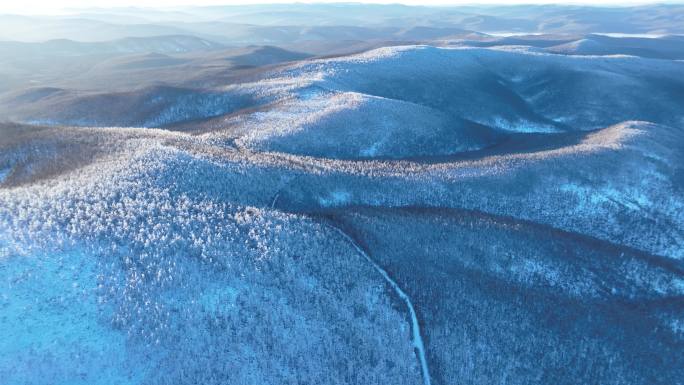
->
<box><xmin>1</xmin><ymin>39</ymin><xmax>684</xmax><ymax>385</ymax></box>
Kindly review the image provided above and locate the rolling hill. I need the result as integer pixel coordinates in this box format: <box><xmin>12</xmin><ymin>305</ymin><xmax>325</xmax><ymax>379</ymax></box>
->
<box><xmin>1</xmin><ymin>7</ymin><xmax>684</xmax><ymax>385</ymax></box>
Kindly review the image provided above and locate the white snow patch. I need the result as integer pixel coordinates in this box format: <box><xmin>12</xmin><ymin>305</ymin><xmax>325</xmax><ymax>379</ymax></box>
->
<box><xmin>318</xmin><ymin>190</ymin><xmax>352</xmax><ymax>207</ymax></box>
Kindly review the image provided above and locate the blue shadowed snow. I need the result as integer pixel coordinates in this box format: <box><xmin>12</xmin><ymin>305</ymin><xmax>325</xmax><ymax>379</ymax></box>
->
<box><xmin>1</xmin><ymin>39</ymin><xmax>684</xmax><ymax>385</ymax></box>
<box><xmin>0</xmin><ymin>243</ymin><xmax>142</xmax><ymax>385</ymax></box>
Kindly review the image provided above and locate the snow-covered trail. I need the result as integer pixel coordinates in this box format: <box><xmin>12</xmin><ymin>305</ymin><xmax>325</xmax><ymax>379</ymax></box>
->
<box><xmin>270</xmin><ymin>193</ymin><xmax>431</xmax><ymax>384</ymax></box>
<box><xmin>329</xmin><ymin>225</ymin><xmax>432</xmax><ymax>385</ymax></box>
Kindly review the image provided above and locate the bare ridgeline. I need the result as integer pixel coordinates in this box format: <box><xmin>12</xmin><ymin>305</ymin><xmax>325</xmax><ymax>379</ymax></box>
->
<box><xmin>1</xmin><ymin>3</ymin><xmax>684</xmax><ymax>385</ymax></box>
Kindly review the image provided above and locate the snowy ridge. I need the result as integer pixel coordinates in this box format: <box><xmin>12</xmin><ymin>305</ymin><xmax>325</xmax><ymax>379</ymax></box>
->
<box><xmin>0</xmin><ymin>136</ymin><xmax>425</xmax><ymax>384</ymax></box>
<box><xmin>2</xmin><ymin>41</ymin><xmax>684</xmax><ymax>384</ymax></box>
<box><xmin>215</xmin><ymin>45</ymin><xmax>684</xmax><ymax>162</ymax></box>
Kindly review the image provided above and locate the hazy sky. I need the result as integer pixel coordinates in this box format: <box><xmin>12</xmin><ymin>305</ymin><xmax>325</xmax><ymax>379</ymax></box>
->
<box><xmin>0</xmin><ymin>0</ymin><xmax>672</xmax><ymax>14</ymax></box>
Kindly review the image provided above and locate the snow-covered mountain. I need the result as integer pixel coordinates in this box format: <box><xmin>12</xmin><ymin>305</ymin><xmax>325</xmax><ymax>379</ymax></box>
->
<box><xmin>7</xmin><ymin>45</ymin><xmax>682</xmax><ymax>152</ymax></box>
<box><xmin>1</xmin><ymin>10</ymin><xmax>684</xmax><ymax>385</ymax></box>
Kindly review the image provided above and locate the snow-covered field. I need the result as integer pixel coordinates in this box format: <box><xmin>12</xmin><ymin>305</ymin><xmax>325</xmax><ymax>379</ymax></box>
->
<box><xmin>1</xmin><ymin>43</ymin><xmax>684</xmax><ymax>384</ymax></box>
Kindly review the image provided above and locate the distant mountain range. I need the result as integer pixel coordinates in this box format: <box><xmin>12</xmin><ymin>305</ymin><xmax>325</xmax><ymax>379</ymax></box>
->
<box><xmin>2</xmin><ymin>4</ymin><xmax>684</xmax><ymax>43</ymax></box>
